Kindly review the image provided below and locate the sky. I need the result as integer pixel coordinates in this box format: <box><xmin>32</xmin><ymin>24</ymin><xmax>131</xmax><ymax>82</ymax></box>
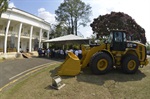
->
<box><xmin>8</xmin><ymin>0</ymin><xmax>150</xmax><ymax>41</ymax></box>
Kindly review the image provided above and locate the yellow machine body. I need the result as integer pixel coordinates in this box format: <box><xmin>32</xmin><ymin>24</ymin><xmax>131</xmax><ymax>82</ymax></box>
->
<box><xmin>57</xmin><ymin>31</ymin><xmax>149</xmax><ymax>76</ymax></box>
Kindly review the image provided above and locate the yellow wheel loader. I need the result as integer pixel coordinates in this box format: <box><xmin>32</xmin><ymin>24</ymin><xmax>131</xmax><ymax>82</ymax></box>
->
<box><xmin>57</xmin><ymin>30</ymin><xmax>149</xmax><ymax>76</ymax></box>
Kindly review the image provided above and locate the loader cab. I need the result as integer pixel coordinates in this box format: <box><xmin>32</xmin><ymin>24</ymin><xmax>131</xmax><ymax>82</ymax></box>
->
<box><xmin>108</xmin><ymin>31</ymin><xmax>127</xmax><ymax>51</ymax></box>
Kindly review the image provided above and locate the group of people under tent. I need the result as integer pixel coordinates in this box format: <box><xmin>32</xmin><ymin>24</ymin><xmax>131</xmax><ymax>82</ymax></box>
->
<box><xmin>37</xmin><ymin>47</ymin><xmax>82</xmax><ymax>59</ymax></box>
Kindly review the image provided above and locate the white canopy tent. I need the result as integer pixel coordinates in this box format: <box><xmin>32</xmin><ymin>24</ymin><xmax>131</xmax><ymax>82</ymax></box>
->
<box><xmin>43</xmin><ymin>34</ymin><xmax>90</xmax><ymax>44</ymax></box>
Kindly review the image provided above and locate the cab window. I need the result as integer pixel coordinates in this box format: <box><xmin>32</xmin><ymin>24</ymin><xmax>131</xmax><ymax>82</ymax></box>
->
<box><xmin>114</xmin><ymin>32</ymin><xmax>123</xmax><ymax>42</ymax></box>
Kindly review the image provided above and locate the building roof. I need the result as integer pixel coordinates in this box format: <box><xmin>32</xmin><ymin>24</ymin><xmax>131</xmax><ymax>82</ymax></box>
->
<box><xmin>43</xmin><ymin>34</ymin><xmax>90</xmax><ymax>44</ymax></box>
<box><xmin>7</xmin><ymin>8</ymin><xmax>50</xmax><ymax>25</ymax></box>
<box><xmin>1</xmin><ymin>8</ymin><xmax>50</xmax><ymax>31</ymax></box>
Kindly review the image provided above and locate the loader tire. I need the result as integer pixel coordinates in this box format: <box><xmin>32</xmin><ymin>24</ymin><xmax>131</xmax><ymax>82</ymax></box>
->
<box><xmin>89</xmin><ymin>52</ymin><xmax>113</xmax><ymax>75</ymax></box>
<box><xmin>122</xmin><ymin>54</ymin><xmax>139</xmax><ymax>74</ymax></box>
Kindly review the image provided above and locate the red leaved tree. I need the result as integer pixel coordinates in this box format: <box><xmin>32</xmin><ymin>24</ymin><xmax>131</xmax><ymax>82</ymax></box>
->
<box><xmin>90</xmin><ymin>12</ymin><xmax>146</xmax><ymax>44</ymax></box>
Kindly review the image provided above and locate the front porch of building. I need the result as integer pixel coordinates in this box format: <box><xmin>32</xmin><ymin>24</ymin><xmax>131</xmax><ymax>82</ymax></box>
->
<box><xmin>0</xmin><ymin>18</ymin><xmax>49</xmax><ymax>54</ymax></box>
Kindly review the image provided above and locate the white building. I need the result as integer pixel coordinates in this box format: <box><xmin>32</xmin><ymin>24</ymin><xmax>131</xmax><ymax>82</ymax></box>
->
<box><xmin>0</xmin><ymin>8</ymin><xmax>50</xmax><ymax>58</ymax></box>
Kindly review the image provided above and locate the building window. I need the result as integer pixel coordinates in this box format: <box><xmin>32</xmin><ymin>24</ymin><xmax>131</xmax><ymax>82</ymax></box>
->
<box><xmin>9</xmin><ymin>27</ymin><xmax>13</xmax><ymax>31</ymax></box>
<box><xmin>36</xmin><ymin>32</ymin><xmax>39</xmax><ymax>36</ymax></box>
<box><xmin>21</xmin><ymin>28</ymin><xmax>24</xmax><ymax>33</ymax></box>
<box><xmin>43</xmin><ymin>32</ymin><xmax>47</xmax><ymax>37</ymax></box>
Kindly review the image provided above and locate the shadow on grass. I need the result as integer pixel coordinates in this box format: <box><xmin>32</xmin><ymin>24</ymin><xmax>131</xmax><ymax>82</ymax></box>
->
<box><xmin>76</xmin><ymin>67</ymin><xmax>146</xmax><ymax>85</ymax></box>
<box><xmin>45</xmin><ymin>85</ymin><xmax>56</xmax><ymax>90</ymax></box>
<box><xmin>46</xmin><ymin>57</ymin><xmax>149</xmax><ymax>90</ymax></box>
<box><xmin>49</xmin><ymin>66</ymin><xmax>60</xmax><ymax>77</ymax></box>
<box><xmin>48</xmin><ymin>65</ymin><xmax>146</xmax><ymax>87</ymax></box>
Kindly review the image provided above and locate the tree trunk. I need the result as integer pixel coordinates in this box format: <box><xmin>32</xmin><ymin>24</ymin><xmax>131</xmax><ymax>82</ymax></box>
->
<box><xmin>71</xmin><ymin>16</ymin><xmax>74</xmax><ymax>34</ymax></box>
<box><xmin>75</xmin><ymin>17</ymin><xmax>78</xmax><ymax>35</ymax></box>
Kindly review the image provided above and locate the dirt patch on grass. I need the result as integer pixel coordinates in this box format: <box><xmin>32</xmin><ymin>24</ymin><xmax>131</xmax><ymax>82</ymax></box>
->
<box><xmin>1</xmin><ymin>59</ymin><xmax>150</xmax><ymax>99</ymax></box>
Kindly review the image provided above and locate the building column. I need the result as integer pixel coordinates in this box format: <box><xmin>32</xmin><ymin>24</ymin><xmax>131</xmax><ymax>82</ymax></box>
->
<box><xmin>17</xmin><ymin>23</ymin><xmax>22</xmax><ymax>53</ymax></box>
<box><xmin>29</xmin><ymin>25</ymin><xmax>33</xmax><ymax>52</ymax></box>
<box><xmin>4</xmin><ymin>20</ymin><xmax>11</xmax><ymax>53</ymax></box>
<box><xmin>39</xmin><ymin>28</ymin><xmax>42</xmax><ymax>48</ymax></box>
<box><xmin>47</xmin><ymin>30</ymin><xmax>50</xmax><ymax>48</ymax></box>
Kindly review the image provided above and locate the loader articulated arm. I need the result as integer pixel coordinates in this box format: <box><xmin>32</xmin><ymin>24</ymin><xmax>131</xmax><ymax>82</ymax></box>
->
<box><xmin>81</xmin><ymin>43</ymin><xmax>106</xmax><ymax>68</ymax></box>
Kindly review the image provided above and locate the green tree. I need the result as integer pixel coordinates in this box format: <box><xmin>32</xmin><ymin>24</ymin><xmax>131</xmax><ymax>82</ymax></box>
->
<box><xmin>89</xmin><ymin>34</ymin><xmax>96</xmax><ymax>44</ymax></box>
<box><xmin>146</xmin><ymin>42</ymin><xmax>150</xmax><ymax>50</ymax></box>
<box><xmin>50</xmin><ymin>22</ymin><xmax>68</xmax><ymax>38</ymax></box>
<box><xmin>55</xmin><ymin>0</ymin><xmax>92</xmax><ymax>35</ymax></box>
<box><xmin>90</xmin><ymin>12</ymin><xmax>146</xmax><ymax>44</ymax></box>
<box><xmin>0</xmin><ymin>0</ymin><xmax>9</xmax><ymax>17</ymax></box>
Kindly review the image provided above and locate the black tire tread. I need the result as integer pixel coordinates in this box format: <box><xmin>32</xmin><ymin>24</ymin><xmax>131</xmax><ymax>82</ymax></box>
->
<box><xmin>89</xmin><ymin>52</ymin><xmax>113</xmax><ymax>75</ymax></box>
<box><xmin>122</xmin><ymin>54</ymin><xmax>139</xmax><ymax>74</ymax></box>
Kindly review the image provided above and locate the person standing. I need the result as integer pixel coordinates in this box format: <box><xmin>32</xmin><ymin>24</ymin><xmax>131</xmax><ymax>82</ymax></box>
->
<box><xmin>74</xmin><ymin>48</ymin><xmax>79</xmax><ymax>57</ymax></box>
<box><xmin>60</xmin><ymin>49</ymin><xmax>64</xmax><ymax>59</ymax></box>
<box><xmin>47</xmin><ymin>48</ymin><xmax>50</xmax><ymax>58</ymax></box>
<box><xmin>78</xmin><ymin>49</ymin><xmax>82</xmax><ymax>59</ymax></box>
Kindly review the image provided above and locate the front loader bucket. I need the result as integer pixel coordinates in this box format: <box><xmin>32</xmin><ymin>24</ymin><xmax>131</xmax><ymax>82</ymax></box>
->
<box><xmin>57</xmin><ymin>52</ymin><xmax>81</xmax><ymax>76</ymax></box>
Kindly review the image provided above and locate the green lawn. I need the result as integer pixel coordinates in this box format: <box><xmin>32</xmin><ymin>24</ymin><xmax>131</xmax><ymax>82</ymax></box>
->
<box><xmin>0</xmin><ymin>58</ymin><xmax>150</xmax><ymax>99</ymax></box>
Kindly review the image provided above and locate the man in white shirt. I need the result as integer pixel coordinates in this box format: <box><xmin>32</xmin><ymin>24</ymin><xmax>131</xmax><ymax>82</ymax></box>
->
<box><xmin>75</xmin><ymin>49</ymin><xmax>79</xmax><ymax>57</ymax></box>
<box><xmin>60</xmin><ymin>49</ymin><xmax>64</xmax><ymax>59</ymax></box>
<box><xmin>78</xmin><ymin>49</ymin><xmax>82</xmax><ymax>59</ymax></box>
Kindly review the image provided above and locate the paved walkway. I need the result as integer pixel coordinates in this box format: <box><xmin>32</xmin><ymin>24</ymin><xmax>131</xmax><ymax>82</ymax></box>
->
<box><xmin>0</xmin><ymin>57</ymin><xmax>62</xmax><ymax>89</ymax></box>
